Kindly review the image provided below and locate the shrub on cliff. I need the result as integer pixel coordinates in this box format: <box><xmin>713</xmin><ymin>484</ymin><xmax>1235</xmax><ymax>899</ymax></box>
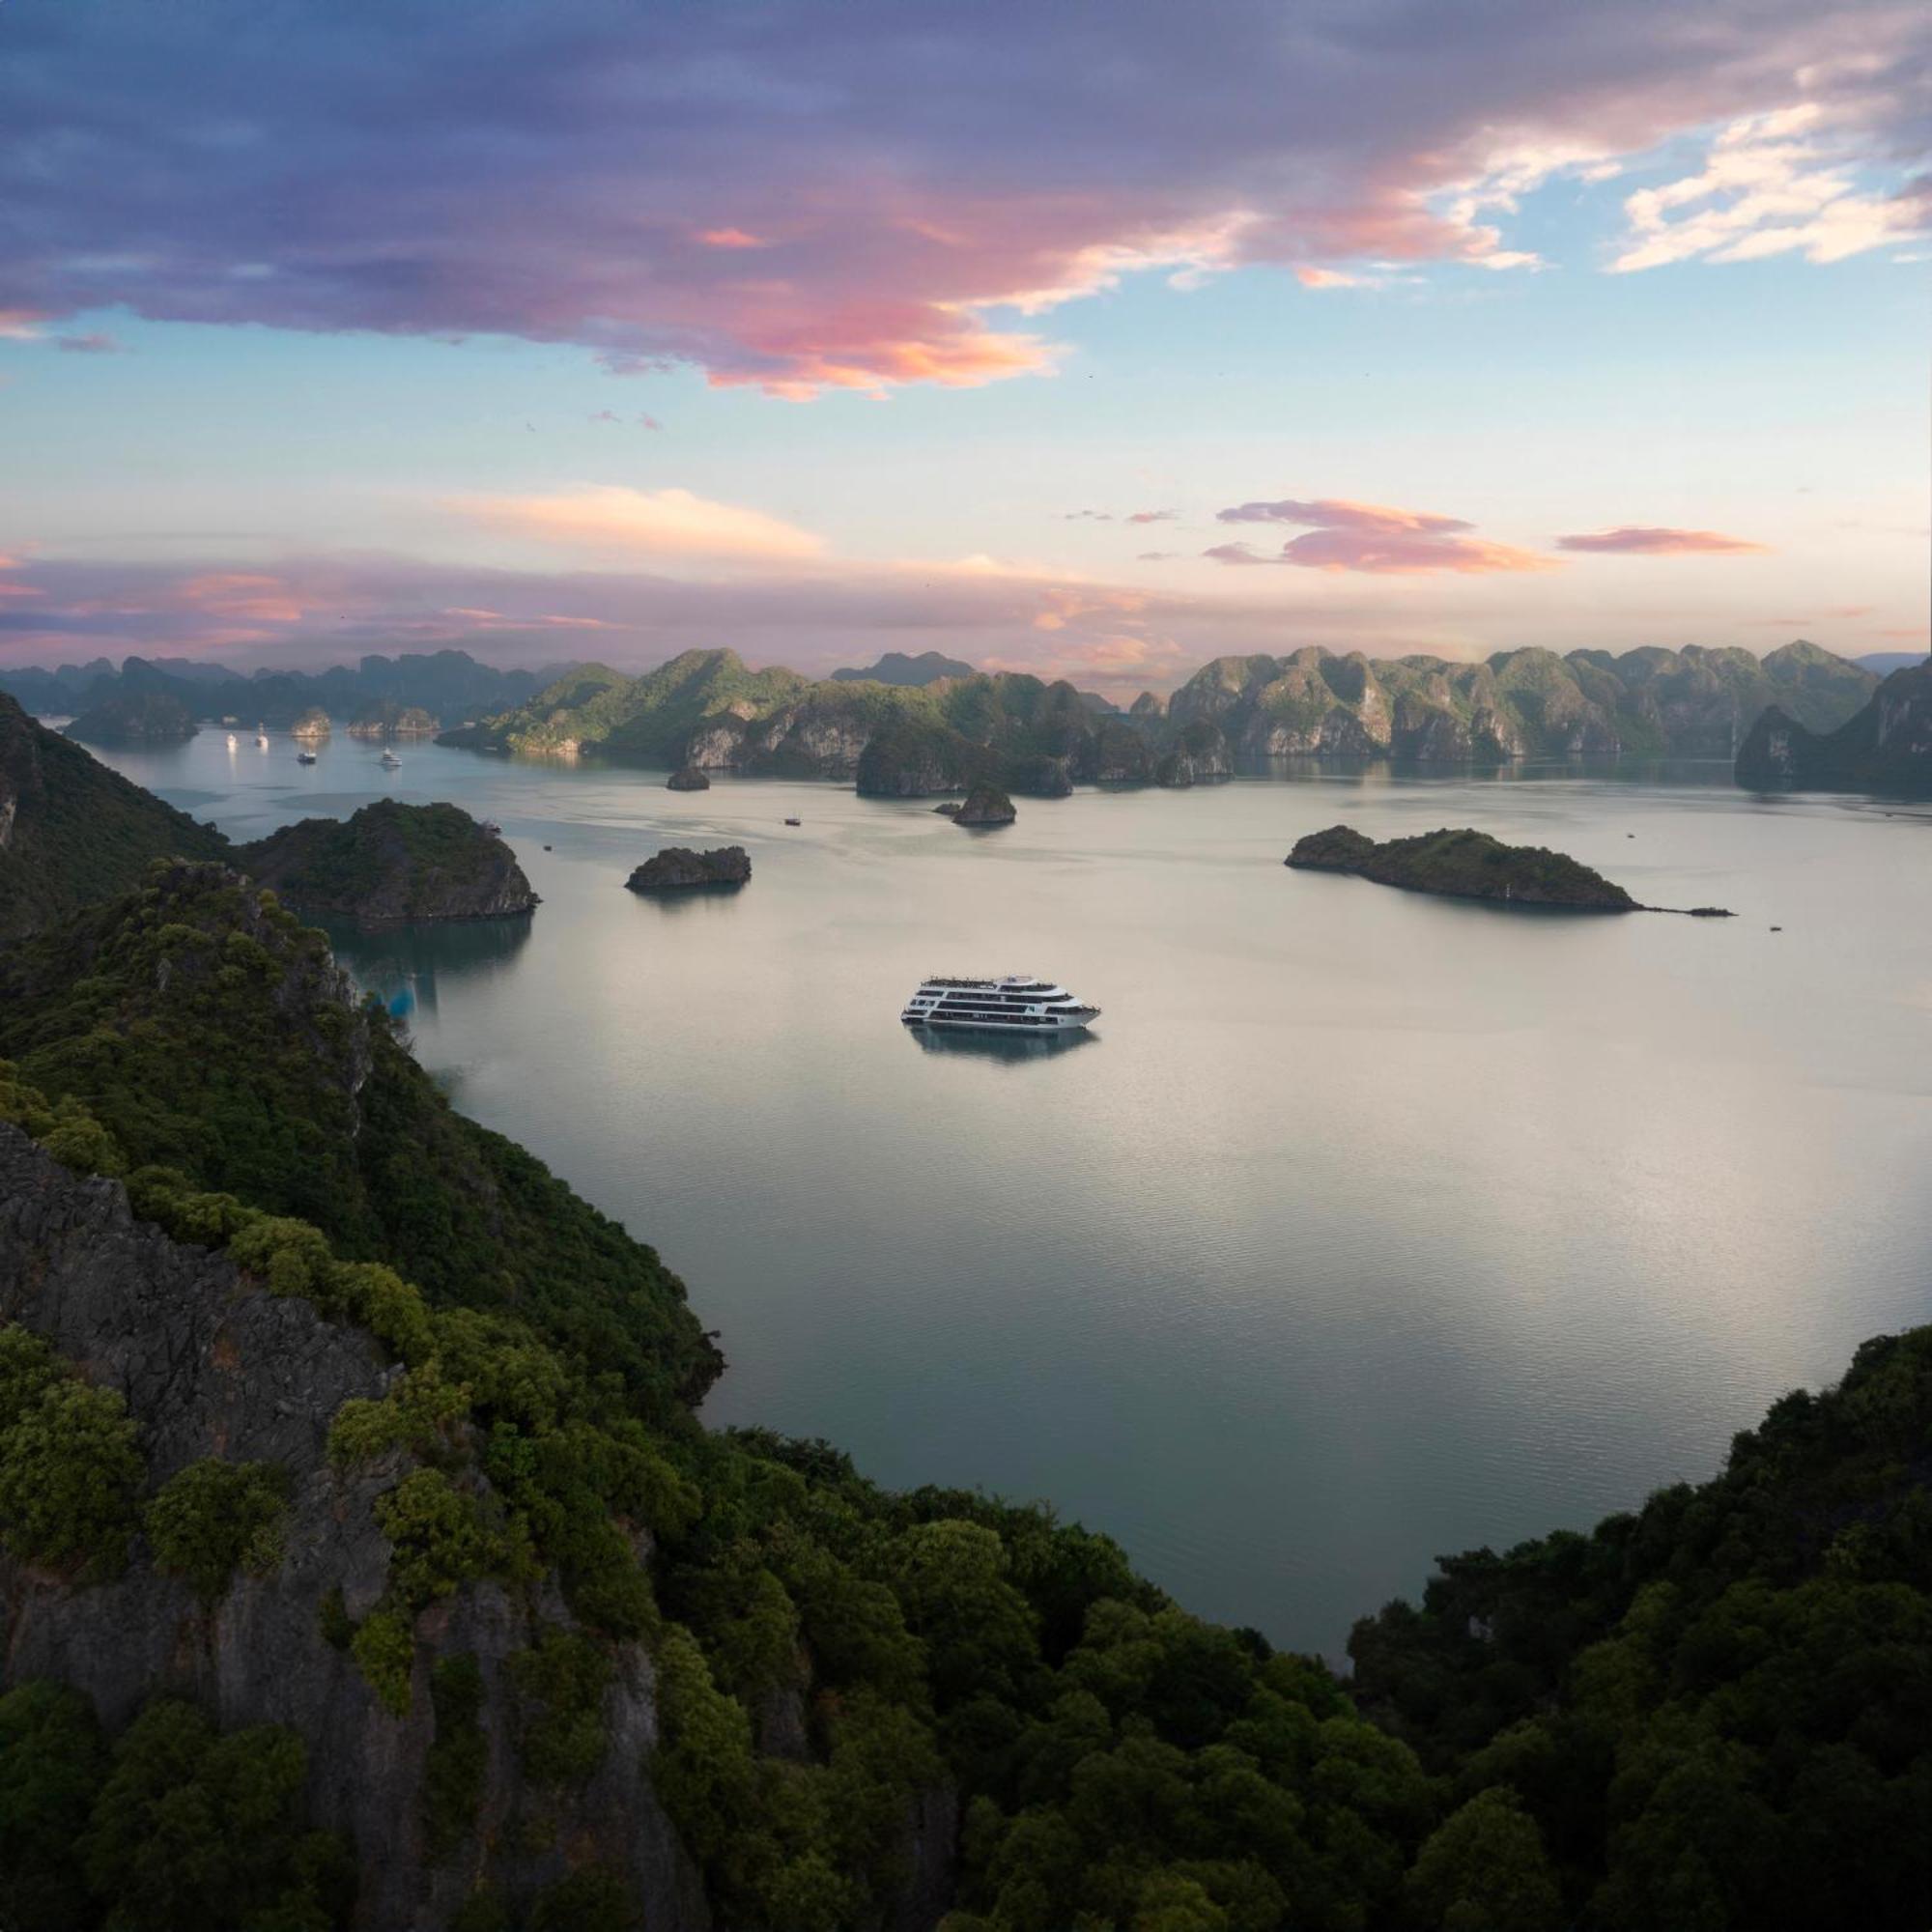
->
<box><xmin>0</xmin><ymin>1326</ymin><xmax>143</xmax><ymax>1581</ymax></box>
<box><xmin>146</xmin><ymin>1459</ymin><xmax>291</xmax><ymax>1602</ymax></box>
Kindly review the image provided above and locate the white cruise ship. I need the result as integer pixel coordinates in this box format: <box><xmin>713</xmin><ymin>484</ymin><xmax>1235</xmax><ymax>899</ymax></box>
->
<box><xmin>900</xmin><ymin>975</ymin><xmax>1098</xmax><ymax>1034</ymax></box>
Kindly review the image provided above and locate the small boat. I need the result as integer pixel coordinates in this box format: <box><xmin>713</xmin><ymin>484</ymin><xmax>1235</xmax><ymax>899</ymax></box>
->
<box><xmin>225</xmin><ymin>731</ymin><xmax>238</xmax><ymax>749</ymax></box>
<box><xmin>900</xmin><ymin>974</ymin><xmax>1099</xmax><ymax>1035</ymax></box>
<box><xmin>784</xmin><ymin>816</ymin><xmax>802</xmax><ymax>827</ymax></box>
<box><xmin>380</xmin><ymin>750</ymin><xmax>402</xmax><ymax>769</ymax></box>
<box><xmin>256</xmin><ymin>732</ymin><xmax>270</xmax><ymax>749</ymax></box>
<box><xmin>297</xmin><ymin>751</ymin><xmax>318</xmax><ymax>765</ymax></box>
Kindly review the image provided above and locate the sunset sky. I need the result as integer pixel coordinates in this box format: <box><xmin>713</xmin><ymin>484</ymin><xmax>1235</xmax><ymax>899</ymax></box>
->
<box><xmin>2</xmin><ymin>0</ymin><xmax>1926</xmax><ymax>695</ymax></box>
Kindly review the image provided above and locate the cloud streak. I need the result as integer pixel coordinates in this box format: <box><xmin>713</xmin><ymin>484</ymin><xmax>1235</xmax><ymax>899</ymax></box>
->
<box><xmin>443</xmin><ymin>486</ymin><xmax>824</xmax><ymax>563</ymax></box>
<box><xmin>1209</xmin><ymin>498</ymin><xmax>1555</xmax><ymax>574</ymax></box>
<box><xmin>1556</xmin><ymin>526</ymin><xmax>1770</xmax><ymax>554</ymax></box>
<box><xmin>0</xmin><ymin>2</ymin><xmax>1923</xmax><ymax>395</ymax></box>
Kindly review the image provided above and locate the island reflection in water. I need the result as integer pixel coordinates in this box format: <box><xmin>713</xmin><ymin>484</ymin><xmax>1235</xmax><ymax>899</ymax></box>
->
<box><xmin>322</xmin><ymin>915</ymin><xmax>533</xmax><ymax>1020</ymax></box>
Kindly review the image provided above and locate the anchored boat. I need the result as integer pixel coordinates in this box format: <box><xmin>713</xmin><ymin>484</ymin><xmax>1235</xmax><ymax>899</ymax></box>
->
<box><xmin>900</xmin><ymin>974</ymin><xmax>1098</xmax><ymax>1035</ymax></box>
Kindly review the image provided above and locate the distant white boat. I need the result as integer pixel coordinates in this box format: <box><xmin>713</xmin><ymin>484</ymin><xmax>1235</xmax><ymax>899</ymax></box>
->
<box><xmin>380</xmin><ymin>749</ymin><xmax>402</xmax><ymax>768</ymax></box>
<box><xmin>226</xmin><ymin>731</ymin><xmax>238</xmax><ymax>749</ymax></box>
<box><xmin>256</xmin><ymin>725</ymin><xmax>269</xmax><ymax>748</ymax></box>
<box><xmin>297</xmin><ymin>750</ymin><xmax>318</xmax><ymax>765</ymax></box>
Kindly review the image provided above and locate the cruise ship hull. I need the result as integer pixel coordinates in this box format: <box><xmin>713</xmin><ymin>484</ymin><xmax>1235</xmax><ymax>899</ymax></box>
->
<box><xmin>905</xmin><ymin>1009</ymin><xmax>1096</xmax><ymax>1034</ymax></box>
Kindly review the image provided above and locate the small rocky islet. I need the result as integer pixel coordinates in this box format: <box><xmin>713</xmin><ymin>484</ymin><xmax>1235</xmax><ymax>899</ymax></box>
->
<box><xmin>625</xmin><ymin>844</ymin><xmax>752</xmax><ymax>892</ymax></box>
<box><xmin>952</xmin><ymin>783</ymin><xmax>1016</xmax><ymax>826</ymax></box>
<box><xmin>1286</xmin><ymin>824</ymin><xmax>1732</xmax><ymax>916</ymax></box>
<box><xmin>665</xmin><ymin>765</ymin><xmax>711</xmax><ymax>791</ymax></box>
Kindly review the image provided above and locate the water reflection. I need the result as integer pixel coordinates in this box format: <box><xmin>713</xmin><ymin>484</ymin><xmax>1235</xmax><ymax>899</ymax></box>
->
<box><xmin>322</xmin><ymin>915</ymin><xmax>533</xmax><ymax>1018</ymax></box>
<box><xmin>906</xmin><ymin>1026</ymin><xmax>1100</xmax><ymax>1065</ymax></box>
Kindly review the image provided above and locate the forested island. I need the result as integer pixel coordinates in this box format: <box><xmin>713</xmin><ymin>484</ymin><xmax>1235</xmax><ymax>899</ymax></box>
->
<box><xmin>1287</xmin><ymin>825</ymin><xmax>1641</xmax><ymax>910</ymax></box>
<box><xmin>625</xmin><ymin>844</ymin><xmax>752</xmax><ymax>891</ymax></box>
<box><xmin>237</xmin><ymin>800</ymin><xmax>539</xmax><ymax>926</ymax></box>
<box><xmin>0</xmin><ymin>701</ymin><xmax>1924</xmax><ymax>1932</ymax></box>
<box><xmin>62</xmin><ymin>690</ymin><xmax>200</xmax><ymax>747</ymax></box>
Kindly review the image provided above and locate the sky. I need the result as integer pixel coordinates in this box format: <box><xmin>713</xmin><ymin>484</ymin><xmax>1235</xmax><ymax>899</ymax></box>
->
<box><xmin>1</xmin><ymin>0</ymin><xmax>1927</xmax><ymax>696</ymax></box>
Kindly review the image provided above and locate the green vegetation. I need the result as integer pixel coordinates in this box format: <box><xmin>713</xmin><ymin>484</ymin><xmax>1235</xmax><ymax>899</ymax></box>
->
<box><xmin>1350</xmin><ymin>1325</ymin><xmax>1932</xmax><ymax>1930</ymax></box>
<box><xmin>0</xmin><ymin>1325</ymin><xmax>143</xmax><ymax>1580</ymax></box>
<box><xmin>1287</xmin><ymin>824</ymin><xmax>1641</xmax><ymax>910</ymax></box>
<box><xmin>0</xmin><ymin>863</ymin><xmax>721</xmax><ymax>1416</ymax></box>
<box><xmin>235</xmin><ymin>799</ymin><xmax>536</xmax><ymax>924</ymax></box>
<box><xmin>510</xmin><ymin>1627</ymin><xmax>611</xmax><ymax>1788</ymax></box>
<box><xmin>423</xmin><ymin>1655</ymin><xmax>490</xmax><ymax>1858</ymax></box>
<box><xmin>145</xmin><ymin>1458</ymin><xmax>290</xmax><ymax>1600</ymax></box>
<box><xmin>0</xmin><ymin>693</ymin><xmax>227</xmax><ymax>943</ymax></box>
<box><xmin>0</xmin><ymin>1680</ymin><xmax>107</xmax><ymax>1932</ymax></box>
<box><xmin>0</xmin><ymin>1686</ymin><xmax>352</xmax><ymax>1932</ymax></box>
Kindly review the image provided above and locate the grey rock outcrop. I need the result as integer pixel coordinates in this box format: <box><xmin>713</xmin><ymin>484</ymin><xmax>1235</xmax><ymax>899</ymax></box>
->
<box><xmin>0</xmin><ymin>1127</ymin><xmax>709</xmax><ymax>1932</ymax></box>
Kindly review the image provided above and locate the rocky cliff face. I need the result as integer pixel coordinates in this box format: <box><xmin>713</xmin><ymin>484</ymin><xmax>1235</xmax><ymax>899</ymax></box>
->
<box><xmin>0</xmin><ymin>1128</ymin><xmax>710</xmax><ymax>1932</ymax></box>
<box><xmin>1153</xmin><ymin>721</ymin><xmax>1234</xmax><ymax>786</ymax></box>
<box><xmin>1736</xmin><ymin>661</ymin><xmax>1932</xmax><ymax>794</ymax></box>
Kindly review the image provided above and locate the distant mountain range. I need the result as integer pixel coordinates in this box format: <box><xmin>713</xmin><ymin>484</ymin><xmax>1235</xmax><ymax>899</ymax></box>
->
<box><xmin>0</xmin><ymin>649</ymin><xmax>558</xmax><ymax>733</ymax></box>
<box><xmin>829</xmin><ymin>649</ymin><xmax>976</xmax><ymax>686</ymax></box>
<box><xmin>436</xmin><ymin>639</ymin><xmax>1880</xmax><ymax>795</ymax></box>
<box><xmin>1737</xmin><ymin>659</ymin><xmax>1932</xmax><ymax>794</ymax></box>
<box><xmin>11</xmin><ymin>638</ymin><xmax>1898</xmax><ymax>790</ymax></box>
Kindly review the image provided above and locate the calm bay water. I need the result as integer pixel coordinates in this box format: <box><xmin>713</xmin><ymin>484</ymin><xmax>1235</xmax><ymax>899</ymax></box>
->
<box><xmin>99</xmin><ymin>730</ymin><xmax>1932</xmax><ymax>1654</ymax></box>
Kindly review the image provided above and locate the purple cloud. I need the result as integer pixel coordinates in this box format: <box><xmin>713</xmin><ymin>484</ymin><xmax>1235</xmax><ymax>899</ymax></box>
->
<box><xmin>1207</xmin><ymin>498</ymin><xmax>1554</xmax><ymax>573</ymax></box>
<box><xmin>54</xmin><ymin>331</ymin><xmax>127</xmax><ymax>355</ymax></box>
<box><xmin>1556</xmin><ymin>526</ymin><xmax>1769</xmax><ymax>555</ymax></box>
<box><xmin>1</xmin><ymin>3</ymin><xmax>1923</xmax><ymax>396</ymax></box>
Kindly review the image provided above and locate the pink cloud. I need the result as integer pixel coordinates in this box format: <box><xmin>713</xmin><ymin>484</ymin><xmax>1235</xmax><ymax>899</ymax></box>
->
<box><xmin>696</xmin><ymin>228</ymin><xmax>768</xmax><ymax>249</ymax></box>
<box><xmin>54</xmin><ymin>331</ymin><xmax>126</xmax><ymax>355</ymax></box>
<box><xmin>1556</xmin><ymin>526</ymin><xmax>1770</xmax><ymax>554</ymax></box>
<box><xmin>1125</xmin><ymin>509</ymin><xmax>1178</xmax><ymax>525</ymax></box>
<box><xmin>1209</xmin><ymin>498</ymin><xmax>1555</xmax><ymax>574</ymax></box>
